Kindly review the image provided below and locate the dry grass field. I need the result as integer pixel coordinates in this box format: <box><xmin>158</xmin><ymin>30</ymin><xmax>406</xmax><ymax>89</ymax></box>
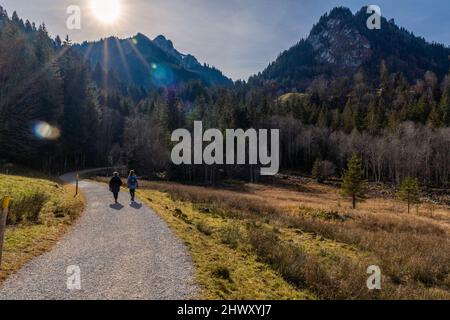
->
<box><xmin>120</xmin><ymin>175</ymin><xmax>450</xmax><ymax>300</ymax></box>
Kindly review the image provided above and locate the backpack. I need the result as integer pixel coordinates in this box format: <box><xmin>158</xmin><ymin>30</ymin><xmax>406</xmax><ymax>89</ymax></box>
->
<box><xmin>129</xmin><ymin>176</ymin><xmax>137</xmax><ymax>187</ymax></box>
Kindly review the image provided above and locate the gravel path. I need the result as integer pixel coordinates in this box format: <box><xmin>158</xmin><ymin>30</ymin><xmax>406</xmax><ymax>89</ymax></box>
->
<box><xmin>0</xmin><ymin>171</ymin><xmax>198</xmax><ymax>300</ymax></box>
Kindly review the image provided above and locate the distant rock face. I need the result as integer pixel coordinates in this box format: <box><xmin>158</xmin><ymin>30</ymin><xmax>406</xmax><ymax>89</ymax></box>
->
<box><xmin>152</xmin><ymin>34</ymin><xmax>232</xmax><ymax>86</ymax></box>
<box><xmin>253</xmin><ymin>6</ymin><xmax>450</xmax><ymax>91</ymax></box>
<box><xmin>153</xmin><ymin>35</ymin><xmax>175</xmax><ymax>52</ymax></box>
<box><xmin>153</xmin><ymin>35</ymin><xmax>202</xmax><ymax>70</ymax></box>
<box><xmin>308</xmin><ymin>17</ymin><xmax>372</xmax><ymax>68</ymax></box>
<box><xmin>182</xmin><ymin>54</ymin><xmax>202</xmax><ymax>70</ymax></box>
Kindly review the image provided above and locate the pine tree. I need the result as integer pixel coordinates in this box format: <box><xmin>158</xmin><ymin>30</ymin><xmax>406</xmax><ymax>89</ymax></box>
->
<box><xmin>380</xmin><ymin>61</ymin><xmax>390</xmax><ymax>94</ymax></box>
<box><xmin>341</xmin><ymin>153</ymin><xmax>366</xmax><ymax>209</ymax></box>
<box><xmin>428</xmin><ymin>104</ymin><xmax>443</xmax><ymax>127</ymax></box>
<box><xmin>186</xmin><ymin>96</ymin><xmax>205</xmax><ymax>126</ymax></box>
<box><xmin>25</xmin><ymin>20</ymin><xmax>33</xmax><ymax>33</ymax></box>
<box><xmin>387</xmin><ymin>112</ymin><xmax>400</xmax><ymax>132</ymax></box>
<box><xmin>410</xmin><ymin>95</ymin><xmax>429</xmax><ymax>123</ymax></box>
<box><xmin>317</xmin><ymin>106</ymin><xmax>328</xmax><ymax>127</ymax></box>
<box><xmin>11</xmin><ymin>11</ymin><xmax>20</xmax><ymax>24</ymax></box>
<box><xmin>380</xmin><ymin>61</ymin><xmax>392</xmax><ymax>106</ymax></box>
<box><xmin>55</xmin><ymin>35</ymin><xmax>62</xmax><ymax>47</ymax></box>
<box><xmin>397</xmin><ymin>177</ymin><xmax>421</xmax><ymax>213</ymax></box>
<box><xmin>63</xmin><ymin>34</ymin><xmax>72</xmax><ymax>46</ymax></box>
<box><xmin>440</xmin><ymin>89</ymin><xmax>450</xmax><ymax>126</ymax></box>
<box><xmin>365</xmin><ymin>101</ymin><xmax>381</xmax><ymax>134</ymax></box>
<box><xmin>330</xmin><ymin>108</ymin><xmax>341</xmax><ymax>131</ymax></box>
<box><xmin>0</xmin><ymin>6</ymin><xmax>7</xmax><ymax>18</ymax></box>
<box><xmin>342</xmin><ymin>100</ymin><xmax>355</xmax><ymax>133</ymax></box>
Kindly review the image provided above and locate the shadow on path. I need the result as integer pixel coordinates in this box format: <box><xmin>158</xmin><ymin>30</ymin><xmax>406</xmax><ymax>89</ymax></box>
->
<box><xmin>130</xmin><ymin>202</ymin><xmax>143</xmax><ymax>210</ymax></box>
<box><xmin>110</xmin><ymin>203</ymin><xmax>124</xmax><ymax>210</ymax></box>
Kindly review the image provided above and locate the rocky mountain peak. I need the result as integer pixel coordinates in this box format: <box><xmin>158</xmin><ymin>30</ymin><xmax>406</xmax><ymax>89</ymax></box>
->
<box><xmin>153</xmin><ymin>35</ymin><xmax>202</xmax><ymax>70</ymax></box>
<box><xmin>253</xmin><ymin>6</ymin><xmax>450</xmax><ymax>91</ymax></box>
<box><xmin>307</xmin><ymin>8</ymin><xmax>371</xmax><ymax>68</ymax></box>
<box><xmin>153</xmin><ymin>35</ymin><xmax>175</xmax><ymax>52</ymax></box>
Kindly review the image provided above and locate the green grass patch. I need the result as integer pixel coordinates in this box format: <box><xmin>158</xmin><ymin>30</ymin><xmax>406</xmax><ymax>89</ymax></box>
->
<box><xmin>0</xmin><ymin>172</ymin><xmax>84</xmax><ymax>283</ymax></box>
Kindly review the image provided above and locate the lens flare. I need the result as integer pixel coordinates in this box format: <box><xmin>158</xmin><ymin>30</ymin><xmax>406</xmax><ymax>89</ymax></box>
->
<box><xmin>33</xmin><ymin>121</ymin><xmax>60</xmax><ymax>140</ymax></box>
<box><xmin>150</xmin><ymin>63</ymin><xmax>175</xmax><ymax>87</ymax></box>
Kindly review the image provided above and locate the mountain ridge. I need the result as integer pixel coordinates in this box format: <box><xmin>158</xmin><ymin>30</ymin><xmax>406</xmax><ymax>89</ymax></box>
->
<box><xmin>74</xmin><ymin>33</ymin><xmax>232</xmax><ymax>89</ymax></box>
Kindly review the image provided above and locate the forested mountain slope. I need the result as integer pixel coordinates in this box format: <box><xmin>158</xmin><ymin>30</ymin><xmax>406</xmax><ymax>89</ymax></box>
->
<box><xmin>250</xmin><ymin>7</ymin><xmax>450</xmax><ymax>92</ymax></box>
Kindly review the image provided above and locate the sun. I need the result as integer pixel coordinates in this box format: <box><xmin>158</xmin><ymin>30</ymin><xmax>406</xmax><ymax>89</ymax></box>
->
<box><xmin>90</xmin><ymin>0</ymin><xmax>121</xmax><ymax>23</ymax></box>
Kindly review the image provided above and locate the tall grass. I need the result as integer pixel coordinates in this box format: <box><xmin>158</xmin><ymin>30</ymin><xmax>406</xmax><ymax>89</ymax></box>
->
<box><xmin>7</xmin><ymin>191</ymin><xmax>49</xmax><ymax>225</ymax></box>
<box><xmin>0</xmin><ymin>173</ymin><xmax>81</xmax><ymax>226</ymax></box>
<box><xmin>247</xmin><ymin>225</ymin><xmax>380</xmax><ymax>299</ymax></box>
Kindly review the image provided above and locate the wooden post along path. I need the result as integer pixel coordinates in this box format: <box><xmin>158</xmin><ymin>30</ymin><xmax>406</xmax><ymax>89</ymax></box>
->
<box><xmin>75</xmin><ymin>173</ymin><xmax>79</xmax><ymax>197</ymax></box>
<box><xmin>0</xmin><ymin>196</ymin><xmax>11</xmax><ymax>268</ymax></box>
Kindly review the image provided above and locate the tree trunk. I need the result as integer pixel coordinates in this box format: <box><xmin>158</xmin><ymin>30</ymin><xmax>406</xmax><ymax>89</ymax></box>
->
<box><xmin>407</xmin><ymin>192</ymin><xmax>411</xmax><ymax>214</ymax></box>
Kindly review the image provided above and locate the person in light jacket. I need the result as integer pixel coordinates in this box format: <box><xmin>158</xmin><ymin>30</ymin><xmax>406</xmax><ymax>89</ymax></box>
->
<box><xmin>127</xmin><ymin>170</ymin><xmax>139</xmax><ymax>202</ymax></box>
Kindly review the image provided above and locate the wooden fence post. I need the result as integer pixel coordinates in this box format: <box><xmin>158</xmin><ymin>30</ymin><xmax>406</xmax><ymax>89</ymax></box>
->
<box><xmin>0</xmin><ymin>196</ymin><xmax>11</xmax><ymax>268</ymax></box>
<box><xmin>75</xmin><ymin>173</ymin><xmax>79</xmax><ymax>197</ymax></box>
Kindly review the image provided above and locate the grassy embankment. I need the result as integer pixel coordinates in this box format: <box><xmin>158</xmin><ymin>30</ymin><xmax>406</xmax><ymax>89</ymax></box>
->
<box><xmin>97</xmin><ymin>174</ymin><xmax>450</xmax><ymax>300</ymax></box>
<box><xmin>0</xmin><ymin>169</ymin><xmax>84</xmax><ymax>283</ymax></box>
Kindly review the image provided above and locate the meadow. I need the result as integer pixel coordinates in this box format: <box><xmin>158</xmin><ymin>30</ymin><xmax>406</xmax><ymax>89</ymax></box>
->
<box><xmin>120</xmin><ymin>175</ymin><xmax>450</xmax><ymax>300</ymax></box>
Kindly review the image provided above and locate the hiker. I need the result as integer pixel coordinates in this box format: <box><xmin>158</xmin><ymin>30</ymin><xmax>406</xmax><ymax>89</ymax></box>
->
<box><xmin>109</xmin><ymin>172</ymin><xmax>123</xmax><ymax>204</ymax></box>
<box><xmin>127</xmin><ymin>170</ymin><xmax>139</xmax><ymax>202</ymax></box>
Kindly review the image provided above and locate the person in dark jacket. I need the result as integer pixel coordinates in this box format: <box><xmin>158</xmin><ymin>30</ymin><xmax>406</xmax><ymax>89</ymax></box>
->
<box><xmin>109</xmin><ymin>172</ymin><xmax>123</xmax><ymax>204</ymax></box>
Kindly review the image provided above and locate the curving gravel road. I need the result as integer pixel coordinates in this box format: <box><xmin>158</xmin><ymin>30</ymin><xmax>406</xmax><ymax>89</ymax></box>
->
<box><xmin>0</xmin><ymin>171</ymin><xmax>198</xmax><ymax>300</ymax></box>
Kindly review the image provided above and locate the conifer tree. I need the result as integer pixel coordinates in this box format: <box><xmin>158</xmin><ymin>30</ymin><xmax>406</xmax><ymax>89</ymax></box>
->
<box><xmin>341</xmin><ymin>153</ymin><xmax>366</xmax><ymax>209</ymax></box>
<box><xmin>440</xmin><ymin>88</ymin><xmax>450</xmax><ymax>126</ymax></box>
<box><xmin>428</xmin><ymin>104</ymin><xmax>443</xmax><ymax>127</ymax></box>
<box><xmin>317</xmin><ymin>106</ymin><xmax>328</xmax><ymax>128</ymax></box>
<box><xmin>366</xmin><ymin>101</ymin><xmax>381</xmax><ymax>134</ymax></box>
<box><xmin>330</xmin><ymin>108</ymin><xmax>341</xmax><ymax>131</ymax></box>
<box><xmin>397</xmin><ymin>177</ymin><xmax>421</xmax><ymax>214</ymax></box>
<box><xmin>343</xmin><ymin>100</ymin><xmax>355</xmax><ymax>133</ymax></box>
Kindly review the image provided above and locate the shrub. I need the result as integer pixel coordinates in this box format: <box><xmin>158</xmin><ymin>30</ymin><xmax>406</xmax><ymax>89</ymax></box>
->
<box><xmin>173</xmin><ymin>208</ymin><xmax>192</xmax><ymax>224</ymax></box>
<box><xmin>220</xmin><ymin>223</ymin><xmax>243</xmax><ymax>249</ymax></box>
<box><xmin>7</xmin><ymin>191</ymin><xmax>48</xmax><ymax>225</ymax></box>
<box><xmin>213</xmin><ymin>266</ymin><xmax>232</xmax><ymax>281</ymax></box>
<box><xmin>312</xmin><ymin>160</ymin><xmax>335</xmax><ymax>183</ymax></box>
<box><xmin>196</xmin><ymin>220</ymin><xmax>214</xmax><ymax>236</ymax></box>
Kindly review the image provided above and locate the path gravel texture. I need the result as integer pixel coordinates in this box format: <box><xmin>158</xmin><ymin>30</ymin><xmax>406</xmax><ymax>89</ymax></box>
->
<box><xmin>0</xmin><ymin>170</ymin><xmax>198</xmax><ymax>300</ymax></box>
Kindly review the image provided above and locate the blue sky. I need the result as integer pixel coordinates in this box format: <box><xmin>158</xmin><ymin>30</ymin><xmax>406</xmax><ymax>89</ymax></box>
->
<box><xmin>1</xmin><ymin>0</ymin><xmax>449</xmax><ymax>80</ymax></box>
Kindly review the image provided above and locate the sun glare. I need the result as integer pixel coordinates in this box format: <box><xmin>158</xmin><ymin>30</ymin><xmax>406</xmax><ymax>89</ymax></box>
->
<box><xmin>90</xmin><ymin>0</ymin><xmax>121</xmax><ymax>23</ymax></box>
